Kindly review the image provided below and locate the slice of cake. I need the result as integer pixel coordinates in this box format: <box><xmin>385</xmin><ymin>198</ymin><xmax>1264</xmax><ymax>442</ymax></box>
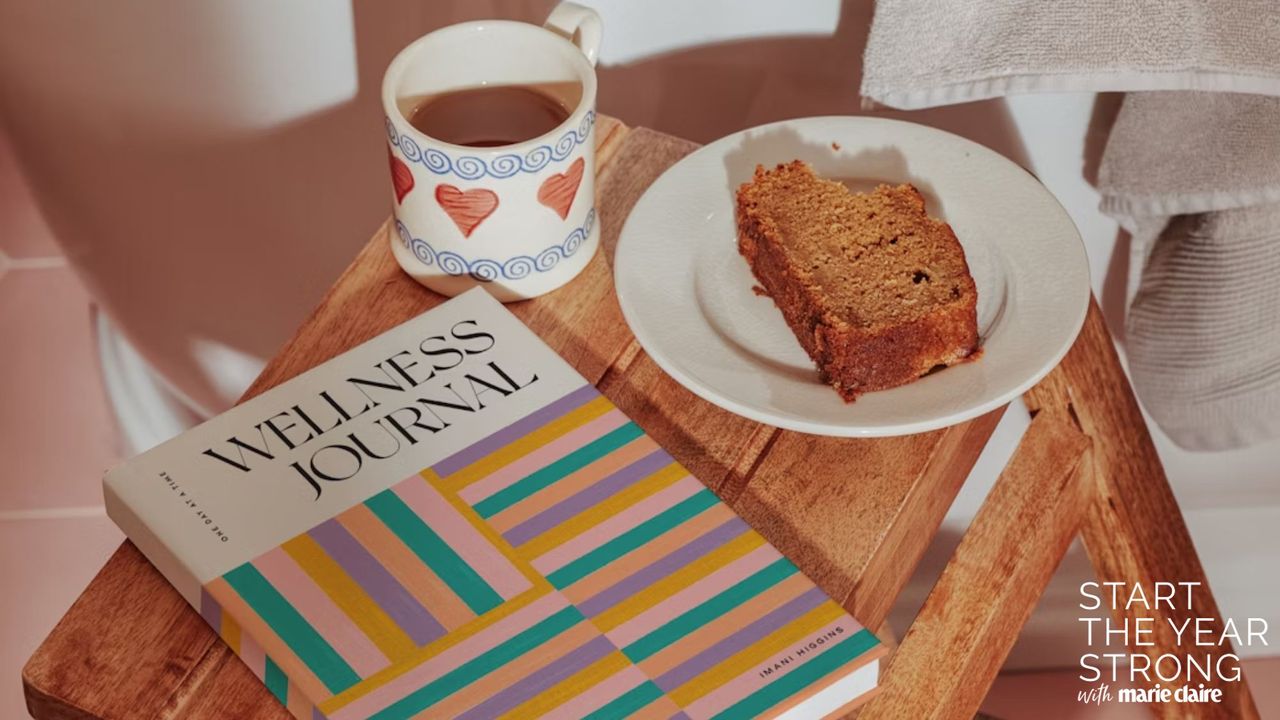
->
<box><xmin>736</xmin><ymin>160</ymin><xmax>979</xmax><ymax>401</ymax></box>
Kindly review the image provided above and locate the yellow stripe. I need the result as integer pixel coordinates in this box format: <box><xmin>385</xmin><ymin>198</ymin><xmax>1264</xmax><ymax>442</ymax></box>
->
<box><xmin>408</xmin><ymin>621</ymin><xmax>599</xmax><ymax>720</ymax></box>
<box><xmin>439</xmin><ymin>396</ymin><xmax>615</xmax><ymax>491</ymax></box>
<box><xmin>668</xmin><ymin>600</ymin><xmax>846</xmax><ymax>706</ymax></box>
<box><xmin>519</xmin><ymin>463</ymin><xmax>688</xmax><ymax>558</ymax></box>
<box><xmin>220</xmin><ymin>612</ymin><xmax>242</xmax><ymax>655</ymax></box>
<box><xmin>338</xmin><ymin>503</ymin><xmax>475</xmax><ymax>628</ymax></box>
<box><xmin>593</xmin><ymin>532</ymin><xmax>767</xmax><ymax>632</ymax></box>
<box><xmin>319</xmin><ymin>584</ymin><xmax>552</xmax><ymax>714</ymax></box>
<box><xmin>560</xmin><ymin>504</ymin><xmax>736</xmax><ymax>603</ymax></box>
<box><xmin>421</xmin><ymin>469</ymin><xmax>545</xmax><ymax>588</ymax></box>
<box><xmin>282</xmin><ymin>535</ymin><xmax>418</xmax><ymax>661</ymax></box>
<box><xmin>497</xmin><ymin>651</ymin><xmax>631</xmax><ymax>720</ymax></box>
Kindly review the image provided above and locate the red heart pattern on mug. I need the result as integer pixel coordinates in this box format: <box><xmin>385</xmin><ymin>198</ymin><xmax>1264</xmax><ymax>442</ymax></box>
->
<box><xmin>435</xmin><ymin>185</ymin><xmax>499</xmax><ymax>238</ymax></box>
<box><xmin>388</xmin><ymin>147</ymin><xmax>414</xmax><ymax>204</ymax></box>
<box><xmin>537</xmin><ymin>157</ymin><xmax>585</xmax><ymax>220</ymax></box>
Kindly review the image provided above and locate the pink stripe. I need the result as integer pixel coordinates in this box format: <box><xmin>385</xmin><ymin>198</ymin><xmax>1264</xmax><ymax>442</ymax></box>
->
<box><xmin>540</xmin><ymin>664</ymin><xmax>655</xmax><ymax>720</ymax></box>
<box><xmin>394</xmin><ymin>476</ymin><xmax>530</xmax><ymax>599</ymax></box>
<box><xmin>239</xmin><ymin>630</ymin><xmax>266</xmax><ymax>680</ymax></box>
<box><xmin>459</xmin><ymin>409</ymin><xmax>630</xmax><ymax>504</ymax></box>
<box><xmin>254</xmin><ymin>547</ymin><xmax>389</xmax><ymax>677</ymax></box>
<box><xmin>683</xmin><ymin>617</ymin><xmax>854</xmax><ymax>720</ymax></box>
<box><xmin>532</xmin><ymin>474</ymin><xmax>700</xmax><ymax>575</ymax></box>
<box><xmin>330</xmin><ymin>592</ymin><xmax>568</xmax><ymax>720</ymax></box>
<box><xmin>607</xmin><ymin>544</ymin><xmax>782</xmax><ymax>648</ymax></box>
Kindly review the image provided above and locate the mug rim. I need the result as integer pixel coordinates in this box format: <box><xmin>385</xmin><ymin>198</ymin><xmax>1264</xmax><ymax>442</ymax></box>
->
<box><xmin>381</xmin><ymin>19</ymin><xmax>598</xmax><ymax>154</ymax></box>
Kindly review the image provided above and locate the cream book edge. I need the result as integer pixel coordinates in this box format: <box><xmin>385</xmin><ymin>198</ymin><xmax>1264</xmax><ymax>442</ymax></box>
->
<box><xmin>104</xmin><ymin>287</ymin><xmax>884</xmax><ymax>720</ymax></box>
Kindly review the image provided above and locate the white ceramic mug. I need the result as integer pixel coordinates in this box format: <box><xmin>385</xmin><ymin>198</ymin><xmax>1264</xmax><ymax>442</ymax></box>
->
<box><xmin>382</xmin><ymin>3</ymin><xmax>602</xmax><ymax>301</ymax></box>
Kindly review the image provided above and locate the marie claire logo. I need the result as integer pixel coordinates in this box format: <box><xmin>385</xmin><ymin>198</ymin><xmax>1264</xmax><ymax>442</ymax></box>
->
<box><xmin>758</xmin><ymin>625</ymin><xmax>847</xmax><ymax>679</ymax></box>
<box><xmin>1077</xmin><ymin>581</ymin><xmax>1269</xmax><ymax>706</ymax></box>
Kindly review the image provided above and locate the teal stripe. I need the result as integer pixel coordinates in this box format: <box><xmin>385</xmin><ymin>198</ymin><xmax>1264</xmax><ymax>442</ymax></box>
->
<box><xmin>370</xmin><ymin>606</ymin><xmax>583</xmax><ymax>720</ymax></box>
<box><xmin>365</xmin><ymin>488</ymin><xmax>502</xmax><ymax>614</ymax></box>
<box><xmin>623</xmin><ymin>557</ymin><xmax>799</xmax><ymax>662</ymax></box>
<box><xmin>264</xmin><ymin>656</ymin><xmax>289</xmax><ymax>705</ymax></box>
<box><xmin>546</xmin><ymin>488</ymin><xmax>719</xmax><ymax>588</ymax></box>
<box><xmin>710</xmin><ymin>628</ymin><xmax>880</xmax><ymax>720</ymax></box>
<box><xmin>582</xmin><ymin>681</ymin><xmax>664</xmax><ymax>720</ymax></box>
<box><xmin>223</xmin><ymin>563</ymin><xmax>359</xmax><ymax>693</ymax></box>
<box><xmin>473</xmin><ymin>422</ymin><xmax>646</xmax><ymax>518</ymax></box>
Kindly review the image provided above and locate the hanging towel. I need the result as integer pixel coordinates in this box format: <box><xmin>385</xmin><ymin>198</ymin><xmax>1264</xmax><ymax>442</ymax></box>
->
<box><xmin>1100</xmin><ymin>91</ymin><xmax>1280</xmax><ymax>221</ymax></box>
<box><xmin>1122</xmin><ymin>204</ymin><xmax>1280</xmax><ymax>450</ymax></box>
<box><xmin>1098</xmin><ymin>92</ymin><xmax>1280</xmax><ymax>450</ymax></box>
<box><xmin>860</xmin><ymin>3</ymin><xmax>1280</xmax><ymax>449</ymax></box>
<box><xmin>861</xmin><ymin>0</ymin><xmax>1280</xmax><ymax>110</ymax></box>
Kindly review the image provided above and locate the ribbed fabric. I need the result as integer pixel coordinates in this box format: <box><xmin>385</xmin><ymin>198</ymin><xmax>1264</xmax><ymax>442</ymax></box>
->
<box><xmin>1127</xmin><ymin>207</ymin><xmax>1280</xmax><ymax>450</ymax></box>
<box><xmin>860</xmin><ymin>0</ymin><xmax>1280</xmax><ymax>110</ymax></box>
<box><xmin>1098</xmin><ymin>92</ymin><xmax>1280</xmax><ymax>450</ymax></box>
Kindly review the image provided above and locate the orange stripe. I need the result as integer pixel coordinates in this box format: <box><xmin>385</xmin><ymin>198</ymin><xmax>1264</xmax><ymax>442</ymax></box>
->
<box><xmin>336</xmin><ymin>503</ymin><xmax>475</xmax><ymax>629</ymax></box>
<box><xmin>560</xmin><ymin>502</ymin><xmax>736</xmax><ymax>604</ymax></box>
<box><xmin>409</xmin><ymin>622</ymin><xmax>602</xmax><ymax>719</ymax></box>
<box><xmin>486</xmin><ymin>436</ymin><xmax>659</xmax><ymax>533</ymax></box>
<box><xmin>286</xmin><ymin>679</ymin><xmax>312</xmax><ymax>719</ymax></box>
<box><xmin>637</xmin><ymin>572</ymin><xmax>813</xmax><ymax>678</ymax></box>
<box><xmin>320</xmin><ymin>586</ymin><xmax>555</xmax><ymax>716</ymax></box>
<box><xmin>629</xmin><ymin>694</ymin><xmax>683</xmax><ymax>720</ymax></box>
<box><xmin>205</xmin><ymin>577</ymin><xmax>331</xmax><ymax>703</ymax></box>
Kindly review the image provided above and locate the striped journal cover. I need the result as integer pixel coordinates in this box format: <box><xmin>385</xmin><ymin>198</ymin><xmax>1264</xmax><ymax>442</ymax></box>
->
<box><xmin>106</xmin><ymin>288</ymin><xmax>883</xmax><ymax>719</ymax></box>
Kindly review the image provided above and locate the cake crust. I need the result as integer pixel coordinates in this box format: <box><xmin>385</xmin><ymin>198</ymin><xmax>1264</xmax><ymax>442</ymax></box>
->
<box><xmin>736</xmin><ymin>161</ymin><xmax>979</xmax><ymax>401</ymax></box>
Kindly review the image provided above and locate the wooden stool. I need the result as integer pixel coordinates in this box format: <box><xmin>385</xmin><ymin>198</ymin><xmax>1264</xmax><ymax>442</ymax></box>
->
<box><xmin>23</xmin><ymin>117</ymin><xmax>1257</xmax><ymax>720</ymax></box>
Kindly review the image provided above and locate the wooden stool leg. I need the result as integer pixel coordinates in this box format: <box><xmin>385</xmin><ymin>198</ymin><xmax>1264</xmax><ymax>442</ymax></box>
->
<box><xmin>1025</xmin><ymin>299</ymin><xmax>1260</xmax><ymax>720</ymax></box>
<box><xmin>858</xmin><ymin>414</ymin><xmax>1091</xmax><ymax>720</ymax></box>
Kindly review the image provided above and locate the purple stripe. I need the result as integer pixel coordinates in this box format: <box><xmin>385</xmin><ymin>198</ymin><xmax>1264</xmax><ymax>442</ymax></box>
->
<box><xmin>654</xmin><ymin>586</ymin><xmax>828</xmax><ymax>693</ymax></box>
<box><xmin>313</xmin><ymin>708</ymin><xmax>329</xmax><ymax>720</ymax></box>
<box><xmin>308</xmin><ymin>519</ymin><xmax>445</xmax><ymax>645</ymax></box>
<box><xmin>432</xmin><ymin>384</ymin><xmax>597</xmax><ymax>476</ymax></box>
<box><xmin>504</xmin><ymin>449</ymin><xmax>676</xmax><ymax>547</ymax></box>
<box><xmin>199</xmin><ymin>588</ymin><xmax>222</xmax><ymax>631</ymax></box>
<box><xmin>669</xmin><ymin>713</ymin><xmax>692</xmax><ymax>720</ymax></box>
<box><xmin>454</xmin><ymin>634</ymin><xmax>616</xmax><ymax>720</ymax></box>
<box><xmin>577</xmin><ymin>517</ymin><xmax>750</xmax><ymax>617</ymax></box>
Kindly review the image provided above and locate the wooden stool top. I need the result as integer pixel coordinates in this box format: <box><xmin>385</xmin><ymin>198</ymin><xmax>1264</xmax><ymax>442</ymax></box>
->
<box><xmin>23</xmin><ymin>117</ymin><xmax>1255</xmax><ymax>720</ymax></box>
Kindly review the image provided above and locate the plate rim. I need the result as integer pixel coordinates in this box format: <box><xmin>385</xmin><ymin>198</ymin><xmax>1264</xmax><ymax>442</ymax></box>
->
<box><xmin>613</xmin><ymin>115</ymin><xmax>1091</xmax><ymax>438</ymax></box>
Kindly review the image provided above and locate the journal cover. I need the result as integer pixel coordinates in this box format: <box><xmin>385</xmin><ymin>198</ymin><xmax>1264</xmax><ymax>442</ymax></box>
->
<box><xmin>104</xmin><ymin>288</ymin><xmax>884</xmax><ymax>719</ymax></box>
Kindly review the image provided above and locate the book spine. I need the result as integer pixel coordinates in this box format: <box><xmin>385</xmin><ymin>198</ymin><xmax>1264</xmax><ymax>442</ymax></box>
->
<box><xmin>103</xmin><ymin>473</ymin><xmax>202</xmax><ymax>608</ymax></box>
<box><xmin>104</xmin><ymin>476</ymin><xmax>320</xmax><ymax>719</ymax></box>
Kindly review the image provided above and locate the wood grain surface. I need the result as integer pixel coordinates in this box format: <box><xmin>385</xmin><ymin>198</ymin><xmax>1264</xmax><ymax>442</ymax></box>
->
<box><xmin>1024</xmin><ymin>301</ymin><xmax>1261</xmax><ymax>720</ymax></box>
<box><xmin>859</xmin><ymin>413</ymin><xmax>1092</xmax><ymax>720</ymax></box>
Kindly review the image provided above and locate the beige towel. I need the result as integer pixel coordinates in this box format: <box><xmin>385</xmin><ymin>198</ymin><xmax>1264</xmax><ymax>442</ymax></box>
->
<box><xmin>1100</xmin><ymin>92</ymin><xmax>1280</xmax><ymax>220</ymax></box>
<box><xmin>861</xmin><ymin>3</ymin><xmax>1280</xmax><ymax>450</ymax></box>
<box><xmin>1099</xmin><ymin>92</ymin><xmax>1280</xmax><ymax>450</ymax></box>
<box><xmin>861</xmin><ymin>0</ymin><xmax>1280</xmax><ymax>110</ymax></box>
<box><xmin>1124</xmin><ymin>204</ymin><xmax>1280</xmax><ymax>450</ymax></box>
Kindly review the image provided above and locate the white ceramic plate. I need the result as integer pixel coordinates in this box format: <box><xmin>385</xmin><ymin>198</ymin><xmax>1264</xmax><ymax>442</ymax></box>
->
<box><xmin>613</xmin><ymin>116</ymin><xmax>1090</xmax><ymax>437</ymax></box>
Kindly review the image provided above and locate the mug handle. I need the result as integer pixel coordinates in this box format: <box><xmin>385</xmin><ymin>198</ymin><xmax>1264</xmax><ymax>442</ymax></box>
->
<box><xmin>544</xmin><ymin>2</ymin><xmax>602</xmax><ymax>67</ymax></box>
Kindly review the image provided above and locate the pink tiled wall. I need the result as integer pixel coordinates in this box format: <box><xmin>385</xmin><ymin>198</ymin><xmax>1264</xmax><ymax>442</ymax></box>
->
<box><xmin>0</xmin><ymin>131</ymin><xmax>124</xmax><ymax>718</ymax></box>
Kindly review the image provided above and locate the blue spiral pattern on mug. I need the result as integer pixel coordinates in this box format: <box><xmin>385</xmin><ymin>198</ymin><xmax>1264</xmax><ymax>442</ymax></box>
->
<box><xmin>397</xmin><ymin>208</ymin><xmax>596</xmax><ymax>282</ymax></box>
<box><xmin>387</xmin><ymin>111</ymin><xmax>595</xmax><ymax>179</ymax></box>
<box><xmin>423</xmin><ymin>148</ymin><xmax>451</xmax><ymax>174</ymax></box>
